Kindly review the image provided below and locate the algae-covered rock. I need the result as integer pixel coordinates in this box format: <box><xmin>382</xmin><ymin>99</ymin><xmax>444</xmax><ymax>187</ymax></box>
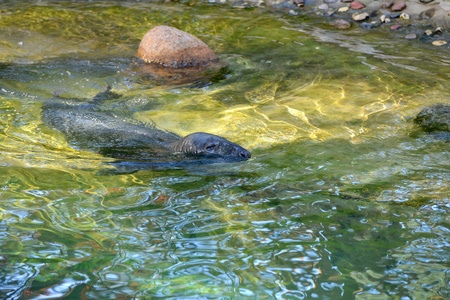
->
<box><xmin>414</xmin><ymin>104</ymin><xmax>450</xmax><ymax>132</ymax></box>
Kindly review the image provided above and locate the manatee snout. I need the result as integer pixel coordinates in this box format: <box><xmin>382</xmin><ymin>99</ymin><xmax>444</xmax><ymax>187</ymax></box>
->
<box><xmin>171</xmin><ymin>132</ymin><xmax>251</xmax><ymax>159</ymax></box>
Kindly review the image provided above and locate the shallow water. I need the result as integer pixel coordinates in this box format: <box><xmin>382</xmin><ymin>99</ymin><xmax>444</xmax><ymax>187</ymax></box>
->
<box><xmin>0</xmin><ymin>1</ymin><xmax>449</xmax><ymax>299</ymax></box>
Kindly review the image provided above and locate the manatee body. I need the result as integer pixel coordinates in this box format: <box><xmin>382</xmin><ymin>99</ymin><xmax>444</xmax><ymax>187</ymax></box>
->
<box><xmin>42</xmin><ymin>98</ymin><xmax>250</xmax><ymax>161</ymax></box>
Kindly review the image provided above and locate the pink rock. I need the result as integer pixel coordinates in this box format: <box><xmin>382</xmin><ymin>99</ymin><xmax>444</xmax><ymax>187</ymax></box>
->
<box><xmin>351</xmin><ymin>1</ymin><xmax>366</xmax><ymax>9</ymax></box>
<box><xmin>136</xmin><ymin>25</ymin><xmax>218</xmax><ymax>68</ymax></box>
<box><xmin>390</xmin><ymin>24</ymin><xmax>402</xmax><ymax>30</ymax></box>
<box><xmin>391</xmin><ymin>3</ymin><xmax>407</xmax><ymax>11</ymax></box>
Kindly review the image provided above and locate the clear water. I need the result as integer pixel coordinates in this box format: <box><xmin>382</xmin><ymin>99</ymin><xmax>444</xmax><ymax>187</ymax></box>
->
<box><xmin>0</xmin><ymin>1</ymin><xmax>449</xmax><ymax>299</ymax></box>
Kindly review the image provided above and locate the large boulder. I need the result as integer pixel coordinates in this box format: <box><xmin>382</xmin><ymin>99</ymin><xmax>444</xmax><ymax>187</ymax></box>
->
<box><xmin>136</xmin><ymin>25</ymin><xmax>219</xmax><ymax>68</ymax></box>
<box><xmin>414</xmin><ymin>104</ymin><xmax>450</xmax><ymax>132</ymax></box>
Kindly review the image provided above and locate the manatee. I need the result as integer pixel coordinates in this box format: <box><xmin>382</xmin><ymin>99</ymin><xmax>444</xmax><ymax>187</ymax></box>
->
<box><xmin>41</xmin><ymin>91</ymin><xmax>250</xmax><ymax>162</ymax></box>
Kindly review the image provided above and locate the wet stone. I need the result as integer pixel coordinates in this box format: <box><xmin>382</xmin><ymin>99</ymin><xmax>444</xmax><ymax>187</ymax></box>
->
<box><xmin>391</xmin><ymin>3</ymin><xmax>406</xmax><ymax>12</ymax></box>
<box><xmin>338</xmin><ymin>6</ymin><xmax>349</xmax><ymax>12</ymax></box>
<box><xmin>341</xmin><ymin>0</ymin><xmax>353</xmax><ymax>2</ymax></box>
<box><xmin>380</xmin><ymin>14</ymin><xmax>391</xmax><ymax>23</ymax></box>
<box><xmin>136</xmin><ymin>25</ymin><xmax>218</xmax><ymax>68</ymax></box>
<box><xmin>318</xmin><ymin>4</ymin><xmax>329</xmax><ymax>10</ymax></box>
<box><xmin>293</xmin><ymin>0</ymin><xmax>304</xmax><ymax>7</ymax></box>
<box><xmin>419</xmin><ymin>8</ymin><xmax>435</xmax><ymax>19</ymax></box>
<box><xmin>352</xmin><ymin>12</ymin><xmax>369</xmax><ymax>21</ymax></box>
<box><xmin>419</xmin><ymin>0</ymin><xmax>434</xmax><ymax>3</ymax></box>
<box><xmin>332</xmin><ymin>19</ymin><xmax>351</xmax><ymax>29</ymax></box>
<box><xmin>414</xmin><ymin>104</ymin><xmax>450</xmax><ymax>132</ymax></box>
<box><xmin>432</xmin><ymin>40</ymin><xmax>448</xmax><ymax>46</ymax></box>
<box><xmin>381</xmin><ymin>1</ymin><xmax>394</xmax><ymax>8</ymax></box>
<box><xmin>351</xmin><ymin>1</ymin><xmax>366</xmax><ymax>9</ymax></box>
<box><xmin>424</xmin><ymin>29</ymin><xmax>433</xmax><ymax>36</ymax></box>
<box><xmin>390</xmin><ymin>13</ymin><xmax>402</xmax><ymax>19</ymax></box>
<box><xmin>400</xmin><ymin>13</ymin><xmax>409</xmax><ymax>20</ymax></box>
<box><xmin>391</xmin><ymin>24</ymin><xmax>402</xmax><ymax>30</ymax></box>
<box><xmin>324</xmin><ymin>0</ymin><xmax>338</xmax><ymax>3</ymax></box>
<box><xmin>405</xmin><ymin>33</ymin><xmax>417</xmax><ymax>39</ymax></box>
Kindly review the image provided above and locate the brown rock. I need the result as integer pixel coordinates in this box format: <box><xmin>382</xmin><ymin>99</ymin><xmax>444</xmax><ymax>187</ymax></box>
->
<box><xmin>391</xmin><ymin>3</ymin><xmax>406</xmax><ymax>12</ymax></box>
<box><xmin>351</xmin><ymin>1</ymin><xmax>366</xmax><ymax>9</ymax></box>
<box><xmin>136</xmin><ymin>25</ymin><xmax>219</xmax><ymax>68</ymax></box>
<box><xmin>332</xmin><ymin>19</ymin><xmax>351</xmax><ymax>29</ymax></box>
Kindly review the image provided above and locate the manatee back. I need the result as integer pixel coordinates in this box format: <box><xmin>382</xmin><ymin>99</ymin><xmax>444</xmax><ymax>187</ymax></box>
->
<box><xmin>42</xmin><ymin>100</ymin><xmax>180</xmax><ymax>155</ymax></box>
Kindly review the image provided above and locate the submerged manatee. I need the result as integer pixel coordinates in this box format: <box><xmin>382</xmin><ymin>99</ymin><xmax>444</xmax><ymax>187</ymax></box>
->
<box><xmin>41</xmin><ymin>93</ymin><xmax>250</xmax><ymax>162</ymax></box>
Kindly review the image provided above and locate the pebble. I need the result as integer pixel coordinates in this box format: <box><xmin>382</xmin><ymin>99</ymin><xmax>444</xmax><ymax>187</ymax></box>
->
<box><xmin>294</xmin><ymin>0</ymin><xmax>304</xmax><ymax>7</ymax></box>
<box><xmin>352</xmin><ymin>12</ymin><xmax>369</xmax><ymax>21</ymax></box>
<box><xmin>419</xmin><ymin>0</ymin><xmax>434</xmax><ymax>3</ymax></box>
<box><xmin>324</xmin><ymin>0</ymin><xmax>338</xmax><ymax>3</ymax></box>
<box><xmin>318</xmin><ymin>4</ymin><xmax>329</xmax><ymax>10</ymax></box>
<box><xmin>432</xmin><ymin>40</ymin><xmax>447</xmax><ymax>46</ymax></box>
<box><xmin>361</xmin><ymin>21</ymin><xmax>381</xmax><ymax>29</ymax></box>
<box><xmin>435</xmin><ymin>27</ymin><xmax>443</xmax><ymax>34</ymax></box>
<box><xmin>390</xmin><ymin>13</ymin><xmax>402</xmax><ymax>19</ymax></box>
<box><xmin>424</xmin><ymin>29</ymin><xmax>433</xmax><ymax>36</ymax></box>
<box><xmin>379</xmin><ymin>15</ymin><xmax>391</xmax><ymax>23</ymax></box>
<box><xmin>400</xmin><ymin>13</ymin><xmax>409</xmax><ymax>20</ymax></box>
<box><xmin>419</xmin><ymin>8</ymin><xmax>435</xmax><ymax>19</ymax></box>
<box><xmin>341</xmin><ymin>0</ymin><xmax>352</xmax><ymax>2</ymax></box>
<box><xmin>381</xmin><ymin>1</ymin><xmax>394</xmax><ymax>8</ymax></box>
<box><xmin>351</xmin><ymin>1</ymin><xmax>366</xmax><ymax>9</ymax></box>
<box><xmin>391</xmin><ymin>3</ymin><xmax>407</xmax><ymax>12</ymax></box>
<box><xmin>391</xmin><ymin>24</ymin><xmax>402</xmax><ymax>30</ymax></box>
<box><xmin>332</xmin><ymin>19</ymin><xmax>351</xmax><ymax>29</ymax></box>
<box><xmin>338</xmin><ymin>6</ymin><xmax>349</xmax><ymax>12</ymax></box>
<box><xmin>405</xmin><ymin>33</ymin><xmax>417</xmax><ymax>39</ymax></box>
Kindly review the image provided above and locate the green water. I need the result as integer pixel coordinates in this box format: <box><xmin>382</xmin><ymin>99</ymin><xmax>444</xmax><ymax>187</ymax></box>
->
<box><xmin>1</xmin><ymin>1</ymin><xmax>449</xmax><ymax>299</ymax></box>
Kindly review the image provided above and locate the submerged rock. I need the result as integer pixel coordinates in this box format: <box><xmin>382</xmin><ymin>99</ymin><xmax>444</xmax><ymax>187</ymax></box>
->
<box><xmin>432</xmin><ymin>40</ymin><xmax>448</xmax><ymax>46</ymax></box>
<box><xmin>414</xmin><ymin>104</ymin><xmax>450</xmax><ymax>132</ymax></box>
<box><xmin>381</xmin><ymin>1</ymin><xmax>394</xmax><ymax>9</ymax></box>
<box><xmin>136</xmin><ymin>25</ymin><xmax>219</xmax><ymax>68</ymax></box>
<box><xmin>361</xmin><ymin>21</ymin><xmax>381</xmax><ymax>29</ymax></box>
<box><xmin>419</xmin><ymin>8</ymin><xmax>435</xmax><ymax>19</ymax></box>
<box><xmin>351</xmin><ymin>1</ymin><xmax>365</xmax><ymax>9</ymax></box>
<box><xmin>332</xmin><ymin>19</ymin><xmax>351</xmax><ymax>29</ymax></box>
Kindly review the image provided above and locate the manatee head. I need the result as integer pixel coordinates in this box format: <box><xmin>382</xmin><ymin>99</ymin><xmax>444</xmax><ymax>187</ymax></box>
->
<box><xmin>169</xmin><ymin>132</ymin><xmax>251</xmax><ymax>159</ymax></box>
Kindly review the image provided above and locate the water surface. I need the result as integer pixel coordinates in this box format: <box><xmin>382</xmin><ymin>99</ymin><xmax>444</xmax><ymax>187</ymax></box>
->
<box><xmin>0</xmin><ymin>1</ymin><xmax>449</xmax><ymax>299</ymax></box>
